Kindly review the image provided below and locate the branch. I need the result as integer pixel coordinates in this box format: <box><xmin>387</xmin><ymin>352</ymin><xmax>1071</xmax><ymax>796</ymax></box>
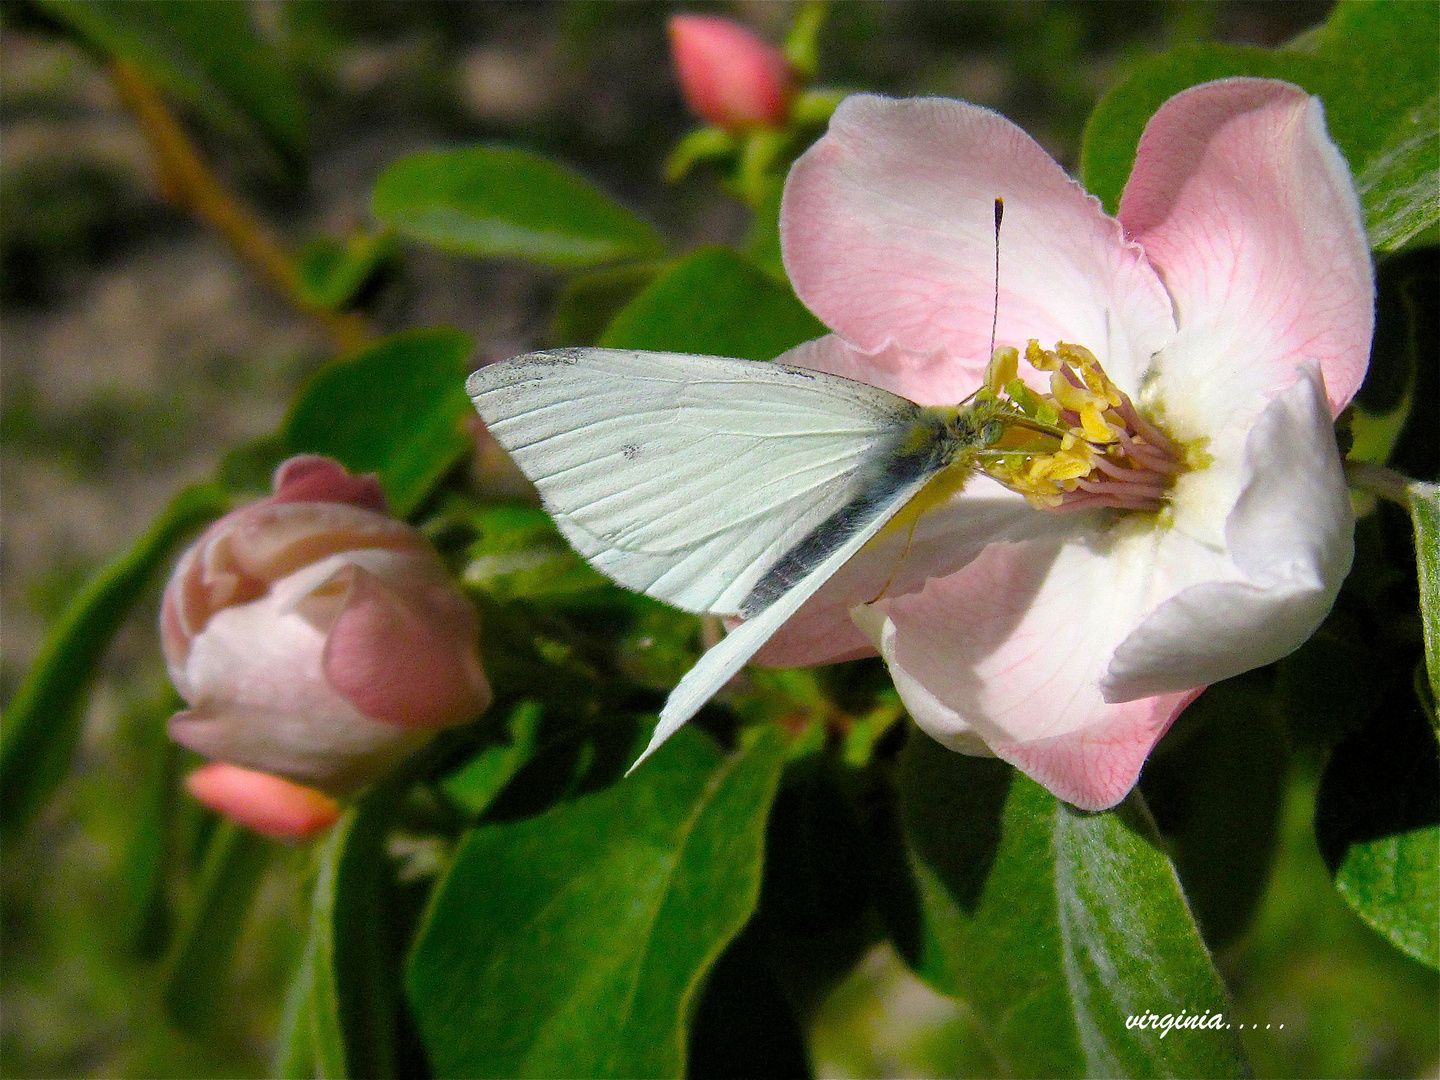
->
<box><xmin>108</xmin><ymin>59</ymin><xmax>372</xmax><ymax>354</ymax></box>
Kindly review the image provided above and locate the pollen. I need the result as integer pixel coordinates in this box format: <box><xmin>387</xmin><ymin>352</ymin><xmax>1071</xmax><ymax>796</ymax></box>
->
<box><xmin>972</xmin><ymin>340</ymin><xmax>1188</xmax><ymax>513</ymax></box>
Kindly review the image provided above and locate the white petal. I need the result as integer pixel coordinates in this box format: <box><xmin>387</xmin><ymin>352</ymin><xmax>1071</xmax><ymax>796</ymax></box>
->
<box><xmin>1102</xmin><ymin>365</ymin><xmax>1352</xmax><ymax>699</ymax></box>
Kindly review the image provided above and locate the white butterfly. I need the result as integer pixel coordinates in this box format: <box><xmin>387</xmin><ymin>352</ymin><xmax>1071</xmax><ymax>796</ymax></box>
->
<box><xmin>468</xmin><ymin>347</ymin><xmax>1005</xmax><ymax>767</ymax></box>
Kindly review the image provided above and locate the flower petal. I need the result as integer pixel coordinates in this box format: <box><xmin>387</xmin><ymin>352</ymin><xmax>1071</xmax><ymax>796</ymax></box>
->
<box><xmin>854</xmin><ymin>541</ymin><xmax>1198</xmax><ymax>809</ymax></box>
<box><xmin>185</xmin><ymin>763</ymin><xmax>340</xmax><ymax>841</ymax></box>
<box><xmin>320</xmin><ymin>564</ymin><xmax>491</xmax><ymax>728</ymax></box>
<box><xmin>781</xmin><ymin>94</ymin><xmax>1174</xmax><ymax>390</ymax></box>
<box><xmin>272</xmin><ymin>454</ymin><xmax>388</xmax><ymax>512</ymax></box>
<box><xmin>1102</xmin><ymin>365</ymin><xmax>1352</xmax><ymax>699</ymax></box>
<box><xmin>1119</xmin><ymin>78</ymin><xmax>1372</xmax><ymax>431</ymax></box>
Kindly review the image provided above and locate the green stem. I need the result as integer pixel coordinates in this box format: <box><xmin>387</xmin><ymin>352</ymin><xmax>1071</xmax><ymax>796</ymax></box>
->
<box><xmin>1344</xmin><ymin>459</ymin><xmax>1414</xmax><ymax>507</ymax></box>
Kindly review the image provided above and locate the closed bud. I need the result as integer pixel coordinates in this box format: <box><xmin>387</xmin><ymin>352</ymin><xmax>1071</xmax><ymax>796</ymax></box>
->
<box><xmin>161</xmin><ymin>456</ymin><xmax>490</xmax><ymax>837</ymax></box>
<box><xmin>668</xmin><ymin>14</ymin><xmax>794</xmax><ymax>131</ymax></box>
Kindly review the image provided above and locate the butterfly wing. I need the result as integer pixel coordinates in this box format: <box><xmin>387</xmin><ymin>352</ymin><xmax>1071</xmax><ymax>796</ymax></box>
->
<box><xmin>631</xmin><ymin>467</ymin><xmax>935</xmax><ymax>768</ymax></box>
<box><xmin>468</xmin><ymin>347</ymin><xmax>920</xmax><ymax>615</ymax></box>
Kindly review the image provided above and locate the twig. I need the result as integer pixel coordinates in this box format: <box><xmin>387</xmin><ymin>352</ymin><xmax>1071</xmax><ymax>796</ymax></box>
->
<box><xmin>108</xmin><ymin>59</ymin><xmax>372</xmax><ymax>354</ymax></box>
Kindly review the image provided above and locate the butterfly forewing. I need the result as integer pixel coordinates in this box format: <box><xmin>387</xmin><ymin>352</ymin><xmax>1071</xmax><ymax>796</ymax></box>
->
<box><xmin>468</xmin><ymin>347</ymin><xmax>919</xmax><ymax>615</ymax></box>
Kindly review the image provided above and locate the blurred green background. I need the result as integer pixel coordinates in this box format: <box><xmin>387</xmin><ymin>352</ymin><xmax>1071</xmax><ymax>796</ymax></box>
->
<box><xmin>1</xmin><ymin>2</ymin><xmax>1434</xmax><ymax>1077</ymax></box>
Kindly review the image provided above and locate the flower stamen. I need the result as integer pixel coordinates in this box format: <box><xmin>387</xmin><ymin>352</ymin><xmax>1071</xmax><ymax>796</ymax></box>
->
<box><xmin>971</xmin><ymin>340</ymin><xmax>1190</xmax><ymax>512</ymax></box>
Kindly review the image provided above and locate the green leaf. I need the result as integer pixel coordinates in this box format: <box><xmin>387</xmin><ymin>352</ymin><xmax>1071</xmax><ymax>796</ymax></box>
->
<box><xmin>406</xmin><ymin>727</ymin><xmax>787</xmax><ymax>1079</ymax></box>
<box><xmin>1356</xmin><ymin>94</ymin><xmax>1440</xmax><ymax>253</ymax></box>
<box><xmin>282</xmin><ymin>328</ymin><xmax>474</xmax><ymax>518</ymax></box>
<box><xmin>600</xmin><ymin>247</ymin><xmax>826</xmax><ymax>360</ymax></box>
<box><xmin>295</xmin><ymin>231</ymin><xmax>398</xmax><ymax>311</ymax></box>
<box><xmin>33</xmin><ymin>0</ymin><xmax>307</xmax><ymax>165</ymax></box>
<box><xmin>439</xmin><ymin>699</ymin><xmax>544</xmax><ymax>817</ymax></box>
<box><xmin>1315</xmin><ymin>673</ymin><xmax>1440</xmax><ymax>970</ymax></box>
<box><xmin>461</xmin><ymin>504</ymin><xmax>610</xmax><ymax>602</ymax></box>
<box><xmin>897</xmin><ymin>736</ymin><xmax>1249</xmax><ymax>1078</ymax></box>
<box><xmin>1141</xmin><ymin>677</ymin><xmax>1289</xmax><ymax>951</ymax></box>
<box><xmin>1082</xmin><ymin>1</ymin><xmax>1439</xmax><ymax>238</ymax></box>
<box><xmin>275</xmin><ymin>793</ymin><xmax>402</xmax><ymax>1079</ymax></box>
<box><xmin>372</xmin><ymin>147</ymin><xmax>665</xmax><ymax>268</ymax></box>
<box><xmin>158</xmin><ymin>820</ymin><xmax>274</xmax><ymax>1036</ymax></box>
<box><xmin>547</xmin><ymin>262</ymin><xmax>663</xmax><ymax>347</ymax></box>
<box><xmin>0</xmin><ymin>483</ymin><xmax>228</xmax><ymax>844</ymax></box>
<box><xmin>1413</xmin><ymin>481</ymin><xmax>1440</xmax><ymax>704</ymax></box>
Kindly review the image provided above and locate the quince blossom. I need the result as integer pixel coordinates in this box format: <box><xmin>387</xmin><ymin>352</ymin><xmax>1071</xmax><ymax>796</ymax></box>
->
<box><xmin>161</xmin><ymin>455</ymin><xmax>490</xmax><ymax>838</ymax></box>
<box><xmin>757</xmin><ymin>80</ymin><xmax>1371</xmax><ymax>809</ymax></box>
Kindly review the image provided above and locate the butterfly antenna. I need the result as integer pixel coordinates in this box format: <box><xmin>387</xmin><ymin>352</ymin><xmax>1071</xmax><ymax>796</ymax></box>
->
<box><xmin>988</xmin><ymin>196</ymin><xmax>1003</xmax><ymax>362</ymax></box>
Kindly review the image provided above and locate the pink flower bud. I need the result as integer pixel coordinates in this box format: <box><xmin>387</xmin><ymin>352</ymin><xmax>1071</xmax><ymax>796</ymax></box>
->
<box><xmin>668</xmin><ymin>14</ymin><xmax>794</xmax><ymax>130</ymax></box>
<box><xmin>161</xmin><ymin>456</ymin><xmax>491</xmax><ymax>829</ymax></box>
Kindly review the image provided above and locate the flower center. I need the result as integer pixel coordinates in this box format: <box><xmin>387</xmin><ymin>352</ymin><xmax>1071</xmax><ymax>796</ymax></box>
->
<box><xmin>969</xmin><ymin>340</ymin><xmax>1199</xmax><ymax>513</ymax></box>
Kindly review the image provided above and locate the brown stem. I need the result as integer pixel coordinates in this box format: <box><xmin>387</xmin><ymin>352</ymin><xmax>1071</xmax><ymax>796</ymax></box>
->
<box><xmin>108</xmin><ymin>59</ymin><xmax>371</xmax><ymax>354</ymax></box>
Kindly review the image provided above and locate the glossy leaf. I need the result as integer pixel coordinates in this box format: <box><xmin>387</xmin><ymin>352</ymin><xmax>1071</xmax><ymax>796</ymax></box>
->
<box><xmin>896</xmin><ymin>735</ymin><xmax>1248</xmax><ymax>1078</ymax></box>
<box><xmin>1315</xmin><ymin>674</ymin><xmax>1440</xmax><ymax>970</ymax></box>
<box><xmin>282</xmin><ymin>329</ymin><xmax>474</xmax><ymax>518</ymax></box>
<box><xmin>33</xmin><ymin>0</ymin><xmax>307</xmax><ymax>165</ymax></box>
<box><xmin>599</xmin><ymin>247</ymin><xmax>826</xmax><ymax>360</ymax></box>
<box><xmin>1082</xmin><ymin>1</ymin><xmax>1439</xmax><ymax>240</ymax></box>
<box><xmin>1142</xmin><ymin>677</ymin><xmax>1289</xmax><ymax>951</ymax></box>
<box><xmin>1356</xmin><ymin>94</ymin><xmax>1440</xmax><ymax>252</ymax></box>
<box><xmin>406</xmin><ymin>727</ymin><xmax>786</xmax><ymax>1079</ymax></box>
<box><xmin>275</xmin><ymin>793</ymin><xmax>401</xmax><ymax>1079</ymax></box>
<box><xmin>158</xmin><ymin>820</ymin><xmax>274</xmax><ymax>1036</ymax></box>
<box><xmin>372</xmin><ymin>147</ymin><xmax>664</xmax><ymax>267</ymax></box>
<box><xmin>1413</xmin><ymin>482</ymin><xmax>1440</xmax><ymax>703</ymax></box>
<box><xmin>0</xmin><ymin>484</ymin><xmax>228</xmax><ymax>844</ymax></box>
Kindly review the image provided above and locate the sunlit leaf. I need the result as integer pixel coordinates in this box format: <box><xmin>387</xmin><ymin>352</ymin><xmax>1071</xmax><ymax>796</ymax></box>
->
<box><xmin>282</xmin><ymin>328</ymin><xmax>474</xmax><ymax>518</ymax></box>
<box><xmin>600</xmin><ymin>247</ymin><xmax>825</xmax><ymax>360</ymax></box>
<box><xmin>407</xmin><ymin>727</ymin><xmax>786</xmax><ymax>1078</ymax></box>
<box><xmin>373</xmin><ymin>147</ymin><xmax>665</xmax><ymax>268</ymax></box>
<box><xmin>1414</xmin><ymin>482</ymin><xmax>1440</xmax><ymax>703</ymax></box>
<box><xmin>894</xmin><ymin>736</ymin><xmax>1249</xmax><ymax>1078</ymax></box>
<box><xmin>275</xmin><ymin>794</ymin><xmax>403</xmax><ymax>1079</ymax></box>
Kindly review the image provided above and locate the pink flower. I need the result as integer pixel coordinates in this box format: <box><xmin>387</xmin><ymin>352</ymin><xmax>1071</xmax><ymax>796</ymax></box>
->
<box><xmin>668</xmin><ymin>13</ymin><xmax>794</xmax><ymax>131</ymax></box>
<box><xmin>761</xmin><ymin>80</ymin><xmax>1371</xmax><ymax>809</ymax></box>
<box><xmin>161</xmin><ymin>455</ymin><xmax>491</xmax><ymax>837</ymax></box>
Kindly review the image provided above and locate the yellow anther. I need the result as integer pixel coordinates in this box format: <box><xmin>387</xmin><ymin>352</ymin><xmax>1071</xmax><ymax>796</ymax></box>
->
<box><xmin>1079</xmin><ymin>402</ymin><xmax>1119</xmax><ymax>444</ymax></box>
<box><xmin>1049</xmin><ymin>370</ymin><xmax>1096</xmax><ymax>414</ymax></box>
<box><xmin>986</xmin><ymin>346</ymin><xmax>1019</xmax><ymax>396</ymax></box>
<box><xmin>1026</xmin><ymin>339</ymin><xmax>1061</xmax><ymax>371</ymax></box>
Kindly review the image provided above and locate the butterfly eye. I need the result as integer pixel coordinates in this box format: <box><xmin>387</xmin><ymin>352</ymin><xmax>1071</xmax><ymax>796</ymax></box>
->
<box><xmin>981</xmin><ymin>420</ymin><xmax>1005</xmax><ymax>446</ymax></box>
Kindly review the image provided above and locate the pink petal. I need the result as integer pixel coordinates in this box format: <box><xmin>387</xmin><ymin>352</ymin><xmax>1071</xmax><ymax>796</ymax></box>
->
<box><xmin>1119</xmin><ymin>79</ymin><xmax>1372</xmax><ymax>424</ymax></box>
<box><xmin>271</xmin><ymin>455</ymin><xmax>388</xmax><ymax>512</ymax></box>
<box><xmin>1102</xmin><ymin>365</ymin><xmax>1352</xmax><ymax>700</ymax></box>
<box><xmin>780</xmin><ymin>95</ymin><xmax>1175</xmax><ymax>398</ymax></box>
<box><xmin>857</xmin><ymin>537</ymin><xmax>1193</xmax><ymax>809</ymax></box>
<box><xmin>988</xmin><ymin>689</ymin><xmax>1202</xmax><ymax>811</ymax></box>
<box><xmin>185</xmin><ymin>763</ymin><xmax>340</xmax><ymax>841</ymax></box>
<box><xmin>321</xmin><ymin>565</ymin><xmax>491</xmax><ymax>728</ymax></box>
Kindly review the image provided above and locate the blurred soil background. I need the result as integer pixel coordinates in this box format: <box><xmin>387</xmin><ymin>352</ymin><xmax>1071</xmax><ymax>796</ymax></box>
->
<box><xmin>2</xmin><ymin>2</ymin><xmax>1435</xmax><ymax>1077</ymax></box>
